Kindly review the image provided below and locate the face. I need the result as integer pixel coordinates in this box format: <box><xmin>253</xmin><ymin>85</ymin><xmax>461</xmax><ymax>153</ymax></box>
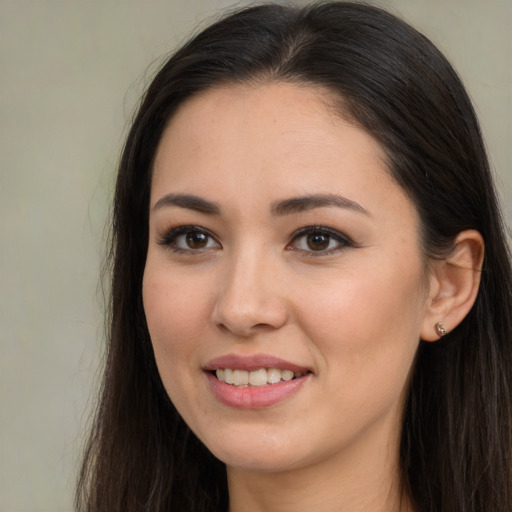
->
<box><xmin>143</xmin><ymin>83</ymin><xmax>430</xmax><ymax>474</ymax></box>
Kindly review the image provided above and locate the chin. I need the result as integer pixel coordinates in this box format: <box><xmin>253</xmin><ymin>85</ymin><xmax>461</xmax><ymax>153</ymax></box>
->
<box><xmin>214</xmin><ymin>447</ymin><xmax>306</xmax><ymax>473</ymax></box>
<box><xmin>196</xmin><ymin>424</ymin><xmax>322</xmax><ymax>474</ymax></box>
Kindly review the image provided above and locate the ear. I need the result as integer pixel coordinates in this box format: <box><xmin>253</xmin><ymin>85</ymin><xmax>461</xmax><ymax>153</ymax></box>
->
<box><xmin>421</xmin><ymin>230</ymin><xmax>485</xmax><ymax>341</ymax></box>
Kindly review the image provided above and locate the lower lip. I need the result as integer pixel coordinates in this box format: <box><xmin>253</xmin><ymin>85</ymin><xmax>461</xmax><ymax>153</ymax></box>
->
<box><xmin>206</xmin><ymin>372</ymin><xmax>311</xmax><ymax>409</ymax></box>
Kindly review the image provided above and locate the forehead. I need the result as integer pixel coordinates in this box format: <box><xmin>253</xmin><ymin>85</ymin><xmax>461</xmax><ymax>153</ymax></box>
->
<box><xmin>151</xmin><ymin>82</ymin><xmax>412</xmax><ymax>222</ymax></box>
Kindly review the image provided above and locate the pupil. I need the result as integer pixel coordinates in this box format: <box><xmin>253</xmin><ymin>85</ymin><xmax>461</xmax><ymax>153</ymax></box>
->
<box><xmin>307</xmin><ymin>233</ymin><xmax>329</xmax><ymax>250</ymax></box>
<box><xmin>186</xmin><ymin>232</ymin><xmax>207</xmax><ymax>248</ymax></box>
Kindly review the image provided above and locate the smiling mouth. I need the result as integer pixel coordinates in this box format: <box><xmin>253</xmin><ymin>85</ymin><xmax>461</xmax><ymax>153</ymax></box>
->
<box><xmin>214</xmin><ymin>368</ymin><xmax>309</xmax><ymax>387</ymax></box>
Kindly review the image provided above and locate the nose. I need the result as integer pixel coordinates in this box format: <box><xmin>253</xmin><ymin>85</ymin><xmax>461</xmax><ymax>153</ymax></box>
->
<box><xmin>212</xmin><ymin>248</ymin><xmax>289</xmax><ymax>338</ymax></box>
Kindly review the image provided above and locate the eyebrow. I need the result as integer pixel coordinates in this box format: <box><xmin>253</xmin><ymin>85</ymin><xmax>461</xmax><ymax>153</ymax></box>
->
<box><xmin>153</xmin><ymin>194</ymin><xmax>221</xmax><ymax>215</ymax></box>
<box><xmin>152</xmin><ymin>192</ymin><xmax>368</xmax><ymax>217</ymax></box>
<box><xmin>271</xmin><ymin>194</ymin><xmax>369</xmax><ymax>216</ymax></box>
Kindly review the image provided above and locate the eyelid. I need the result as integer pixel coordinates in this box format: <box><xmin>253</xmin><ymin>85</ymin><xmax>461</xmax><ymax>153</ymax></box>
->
<box><xmin>157</xmin><ymin>224</ymin><xmax>354</xmax><ymax>256</ymax></box>
<box><xmin>288</xmin><ymin>225</ymin><xmax>355</xmax><ymax>255</ymax></box>
<box><xmin>158</xmin><ymin>225</ymin><xmax>221</xmax><ymax>252</ymax></box>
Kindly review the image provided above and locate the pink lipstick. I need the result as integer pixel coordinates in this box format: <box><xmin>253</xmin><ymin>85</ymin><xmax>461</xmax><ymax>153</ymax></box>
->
<box><xmin>204</xmin><ymin>354</ymin><xmax>312</xmax><ymax>409</ymax></box>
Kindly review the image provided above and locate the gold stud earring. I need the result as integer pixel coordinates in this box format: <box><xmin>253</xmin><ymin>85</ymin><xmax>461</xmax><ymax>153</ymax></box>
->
<box><xmin>435</xmin><ymin>321</ymin><xmax>447</xmax><ymax>337</ymax></box>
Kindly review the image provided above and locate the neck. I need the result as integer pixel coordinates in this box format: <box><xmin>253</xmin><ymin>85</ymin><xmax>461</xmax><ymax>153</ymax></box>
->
<box><xmin>226</xmin><ymin>419</ymin><xmax>414</xmax><ymax>512</ymax></box>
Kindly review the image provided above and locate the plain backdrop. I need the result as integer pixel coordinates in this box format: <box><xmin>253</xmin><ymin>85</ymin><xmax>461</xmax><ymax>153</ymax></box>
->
<box><xmin>1</xmin><ymin>1</ymin><xmax>510</xmax><ymax>511</ymax></box>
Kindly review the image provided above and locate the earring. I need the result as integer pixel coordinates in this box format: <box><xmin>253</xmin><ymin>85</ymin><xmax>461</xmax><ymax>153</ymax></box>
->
<box><xmin>435</xmin><ymin>321</ymin><xmax>447</xmax><ymax>337</ymax></box>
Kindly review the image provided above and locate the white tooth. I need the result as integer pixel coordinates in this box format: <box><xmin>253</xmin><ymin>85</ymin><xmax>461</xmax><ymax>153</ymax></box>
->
<box><xmin>266</xmin><ymin>368</ymin><xmax>282</xmax><ymax>384</ymax></box>
<box><xmin>249</xmin><ymin>368</ymin><xmax>268</xmax><ymax>387</ymax></box>
<box><xmin>281</xmin><ymin>370</ymin><xmax>294</xmax><ymax>381</ymax></box>
<box><xmin>216</xmin><ymin>369</ymin><xmax>225</xmax><ymax>381</ymax></box>
<box><xmin>233</xmin><ymin>369</ymin><xmax>249</xmax><ymax>386</ymax></box>
<box><xmin>224</xmin><ymin>368</ymin><xmax>235</xmax><ymax>384</ymax></box>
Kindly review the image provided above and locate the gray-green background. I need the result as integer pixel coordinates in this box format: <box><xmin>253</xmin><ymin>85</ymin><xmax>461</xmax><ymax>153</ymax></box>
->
<box><xmin>1</xmin><ymin>1</ymin><xmax>510</xmax><ymax>510</ymax></box>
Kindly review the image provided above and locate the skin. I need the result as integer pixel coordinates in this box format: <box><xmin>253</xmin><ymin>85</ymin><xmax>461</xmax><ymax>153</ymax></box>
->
<box><xmin>143</xmin><ymin>82</ymin><xmax>439</xmax><ymax>512</ymax></box>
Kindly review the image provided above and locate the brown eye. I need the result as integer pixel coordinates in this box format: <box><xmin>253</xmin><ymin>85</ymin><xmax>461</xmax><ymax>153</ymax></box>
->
<box><xmin>186</xmin><ymin>231</ymin><xmax>208</xmax><ymax>249</ymax></box>
<box><xmin>306</xmin><ymin>233</ymin><xmax>330</xmax><ymax>251</ymax></box>
<box><xmin>289</xmin><ymin>226</ymin><xmax>353</xmax><ymax>255</ymax></box>
<box><xmin>159</xmin><ymin>226</ymin><xmax>221</xmax><ymax>252</ymax></box>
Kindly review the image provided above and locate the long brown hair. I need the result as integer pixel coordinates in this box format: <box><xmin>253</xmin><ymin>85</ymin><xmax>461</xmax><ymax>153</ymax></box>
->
<box><xmin>77</xmin><ymin>3</ymin><xmax>512</xmax><ymax>511</ymax></box>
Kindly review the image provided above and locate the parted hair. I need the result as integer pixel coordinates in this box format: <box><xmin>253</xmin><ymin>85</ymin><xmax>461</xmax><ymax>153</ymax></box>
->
<box><xmin>77</xmin><ymin>2</ymin><xmax>512</xmax><ymax>511</ymax></box>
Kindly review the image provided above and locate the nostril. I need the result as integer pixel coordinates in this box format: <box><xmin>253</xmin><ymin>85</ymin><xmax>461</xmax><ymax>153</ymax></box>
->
<box><xmin>253</xmin><ymin>322</ymin><xmax>276</xmax><ymax>330</ymax></box>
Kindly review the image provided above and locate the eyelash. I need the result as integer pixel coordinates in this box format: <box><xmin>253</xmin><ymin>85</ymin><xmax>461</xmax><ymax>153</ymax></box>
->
<box><xmin>158</xmin><ymin>225</ymin><xmax>221</xmax><ymax>254</ymax></box>
<box><xmin>288</xmin><ymin>226</ymin><xmax>355</xmax><ymax>256</ymax></box>
<box><xmin>158</xmin><ymin>225</ymin><xmax>354</xmax><ymax>256</ymax></box>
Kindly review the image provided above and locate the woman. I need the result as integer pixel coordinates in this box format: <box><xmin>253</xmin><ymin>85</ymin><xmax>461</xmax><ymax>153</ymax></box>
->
<box><xmin>77</xmin><ymin>2</ymin><xmax>512</xmax><ymax>511</ymax></box>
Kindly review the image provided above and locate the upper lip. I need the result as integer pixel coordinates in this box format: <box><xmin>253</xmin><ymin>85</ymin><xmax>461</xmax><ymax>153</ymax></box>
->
<box><xmin>204</xmin><ymin>354</ymin><xmax>312</xmax><ymax>373</ymax></box>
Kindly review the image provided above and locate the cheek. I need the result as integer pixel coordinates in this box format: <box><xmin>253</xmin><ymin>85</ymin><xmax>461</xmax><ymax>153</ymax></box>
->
<box><xmin>143</xmin><ymin>264</ymin><xmax>211</xmax><ymax>344</ymax></box>
<box><xmin>302</xmin><ymin>288</ymin><xmax>421</xmax><ymax>440</ymax></box>
<box><xmin>303</xmin><ymin>265</ymin><xmax>424</xmax><ymax>338</ymax></box>
<box><xmin>297</xmin><ymin>252</ymin><xmax>425</xmax><ymax>391</ymax></box>
<box><xmin>142</xmin><ymin>264</ymin><xmax>214</xmax><ymax>403</ymax></box>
